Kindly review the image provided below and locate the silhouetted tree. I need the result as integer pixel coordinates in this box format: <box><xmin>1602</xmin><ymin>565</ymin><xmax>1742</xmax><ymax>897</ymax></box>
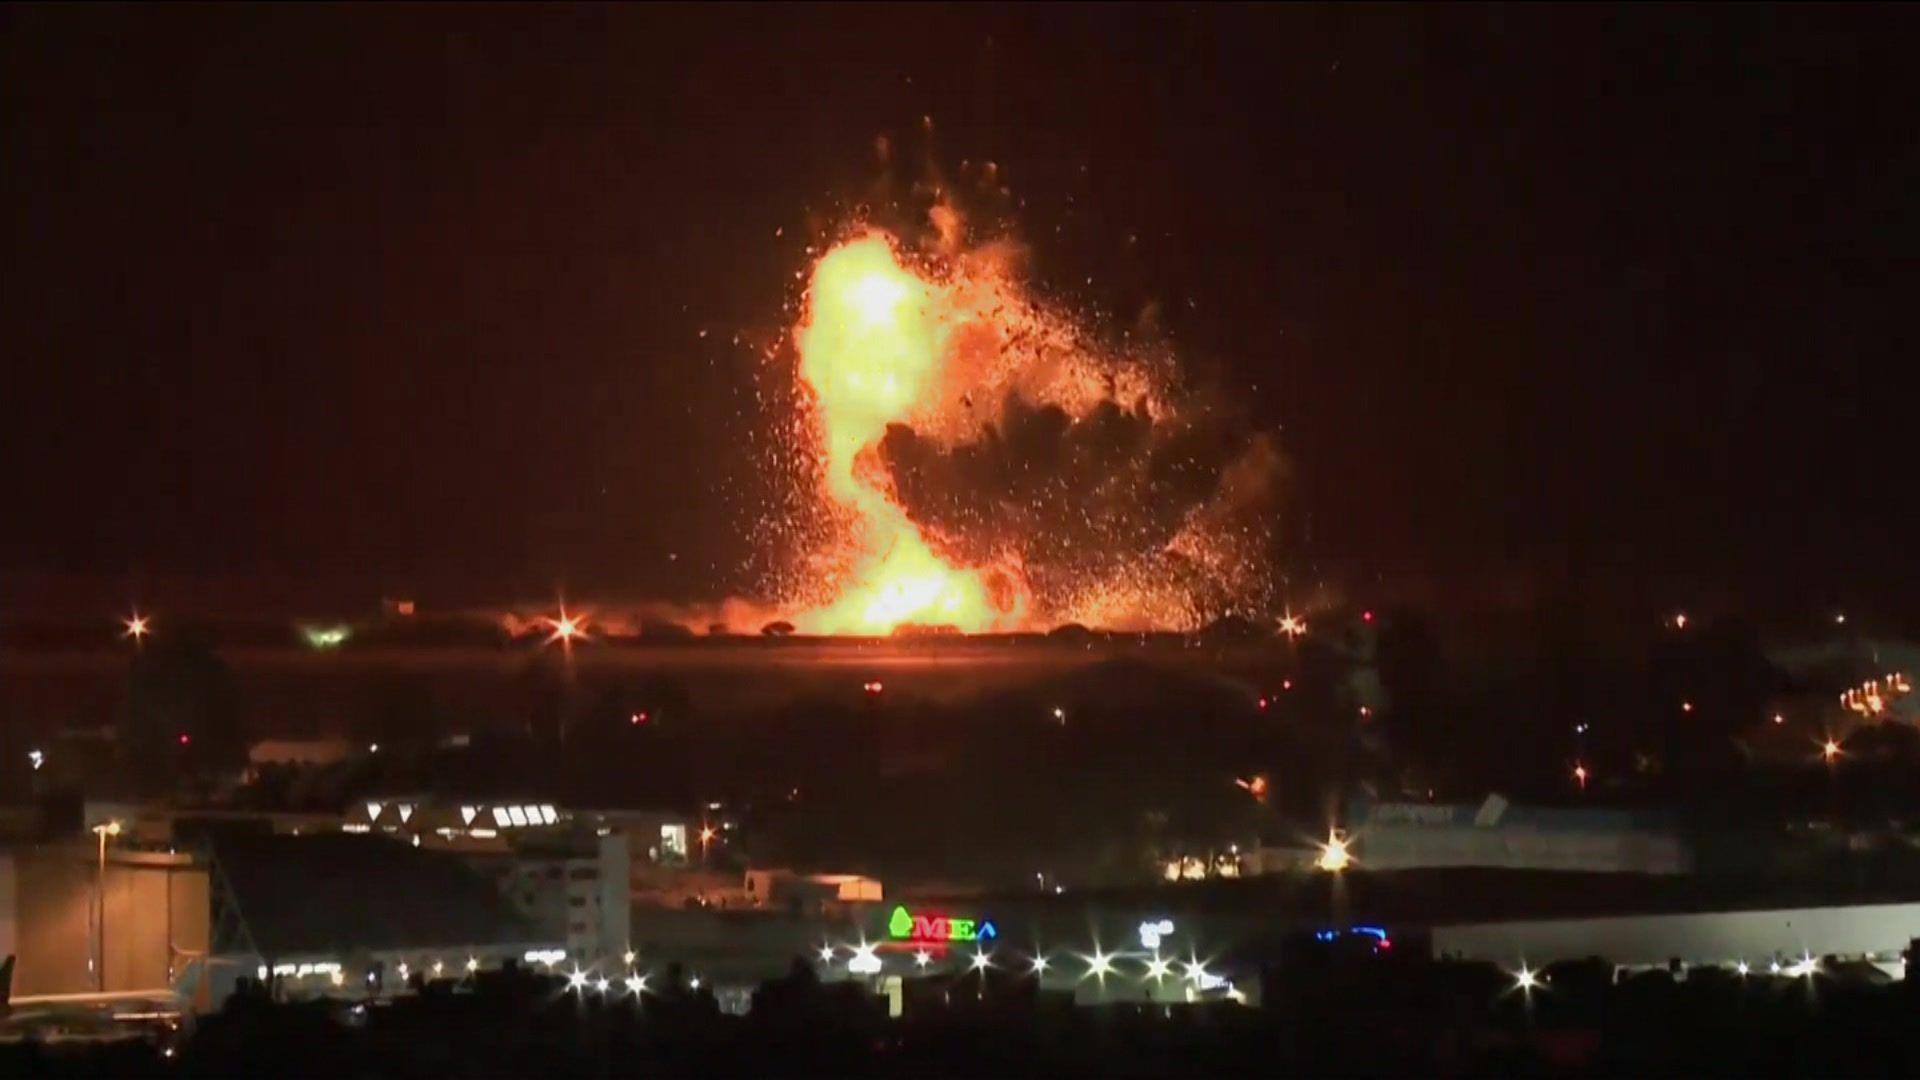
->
<box><xmin>121</xmin><ymin>625</ymin><xmax>244</xmax><ymax>788</ymax></box>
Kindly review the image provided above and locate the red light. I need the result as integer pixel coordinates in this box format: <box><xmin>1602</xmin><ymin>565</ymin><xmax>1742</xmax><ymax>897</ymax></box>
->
<box><xmin>1282</xmin><ymin>679</ymin><xmax>1293</xmax><ymax>690</ymax></box>
<box><xmin>1378</xmin><ymin>938</ymin><xmax>1393</xmax><ymax>950</ymax></box>
<box><xmin>1361</xmin><ymin>610</ymin><xmax>1374</xmax><ymax>623</ymax></box>
<box><xmin>863</xmin><ymin>681</ymin><xmax>884</xmax><ymax>695</ymax></box>
<box><xmin>177</xmin><ymin>733</ymin><xmax>191</xmax><ymax>746</ymax></box>
<box><xmin>630</xmin><ymin>711</ymin><xmax>649</xmax><ymax>726</ymax></box>
<box><xmin>1257</xmin><ymin>697</ymin><xmax>1269</xmax><ymax>710</ymax></box>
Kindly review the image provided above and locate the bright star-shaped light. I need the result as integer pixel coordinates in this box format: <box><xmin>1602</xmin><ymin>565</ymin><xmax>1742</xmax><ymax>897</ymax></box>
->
<box><xmin>817</xmin><ymin>946</ymin><xmax>836</xmax><ymax>964</ymax></box>
<box><xmin>913</xmin><ymin>949</ymin><xmax>931</xmax><ymax>968</ymax></box>
<box><xmin>465</xmin><ymin>956</ymin><xmax>478</xmax><ymax>973</ymax></box>
<box><xmin>970</xmin><ymin>949</ymin><xmax>992</xmax><ymax>972</ymax></box>
<box><xmin>567</xmin><ymin>969</ymin><xmax>587</xmax><ymax>991</ymax></box>
<box><xmin>1278</xmin><ymin>612</ymin><xmax>1307</xmax><ymax>638</ymax></box>
<box><xmin>625</xmin><ymin>973</ymin><xmax>646</xmax><ymax>995</ymax></box>
<box><xmin>1030</xmin><ymin>954</ymin><xmax>1051</xmax><ymax>975</ymax></box>
<box><xmin>594</xmin><ymin>977</ymin><xmax>610</xmax><ymax>994</ymax></box>
<box><xmin>1514</xmin><ymin>965</ymin><xmax>1538</xmax><ymax>991</ymax></box>
<box><xmin>545</xmin><ymin>609</ymin><xmax>587</xmax><ymax>645</ymax></box>
<box><xmin>1316</xmin><ymin>831</ymin><xmax>1352</xmax><ymax>872</ymax></box>
<box><xmin>123</xmin><ymin>613</ymin><xmax>150</xmax><ymax>640</ymax></box>
<box><xmin>1145</xmin><ymin>954</ymin><xmax>1171</xmax><ymax>981</ymax></box>
<box><xmin>1083</xmin><ymin>951</ymin><xmax>1114</xmax><ymax>979</ymax></box>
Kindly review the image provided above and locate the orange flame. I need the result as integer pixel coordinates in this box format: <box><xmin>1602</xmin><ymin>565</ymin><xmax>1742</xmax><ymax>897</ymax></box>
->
<box><xmin>790</xmin><ymin>232</ymin><xmax>1030</xmax><ymax>633</ymax></box>
<box><xmin>780</xmin><ymin>211</ymin><xmax>1275</xmax><ymax>636</ymax></box>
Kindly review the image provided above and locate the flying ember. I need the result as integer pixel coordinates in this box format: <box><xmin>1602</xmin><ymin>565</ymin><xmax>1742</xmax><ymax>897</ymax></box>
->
<box><xmin>776</xmin><ymin>202</ymin><xmax>1281</xmax><ymax>635</ymax></box>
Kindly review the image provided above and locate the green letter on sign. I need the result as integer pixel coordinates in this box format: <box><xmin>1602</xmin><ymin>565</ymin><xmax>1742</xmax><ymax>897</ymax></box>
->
<box><xmin>888</xmin><ymin>905</ymin><xmax>914</xmax><ymax>939</ymax></box>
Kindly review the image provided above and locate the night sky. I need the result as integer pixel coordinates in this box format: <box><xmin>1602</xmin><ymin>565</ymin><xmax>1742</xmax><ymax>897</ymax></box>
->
<box><xmin>3</xmin><ymin>5</ymin><xmax>1914</xmax><ymax>622</ymax></box>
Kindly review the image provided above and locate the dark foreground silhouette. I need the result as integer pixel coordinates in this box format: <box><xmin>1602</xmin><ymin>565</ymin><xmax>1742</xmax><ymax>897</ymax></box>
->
<box><xmin>8</xmin><ymin>955</ymin><xmax>1920</xmax><ymax>1078</ymax></box>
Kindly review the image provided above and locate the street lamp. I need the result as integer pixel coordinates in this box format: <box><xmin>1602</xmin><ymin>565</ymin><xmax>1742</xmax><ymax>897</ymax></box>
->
<box><xmin>92</xmin><ymin>821</ymin><xmax>122</xmax><ymax>991</ymax></box>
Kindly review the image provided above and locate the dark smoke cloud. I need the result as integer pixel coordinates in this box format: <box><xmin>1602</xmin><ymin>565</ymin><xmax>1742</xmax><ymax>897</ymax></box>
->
<box><xmin>869</xmin><ymin>389</ymin><xmax>1282</xmax><ymax>619</ymax></box>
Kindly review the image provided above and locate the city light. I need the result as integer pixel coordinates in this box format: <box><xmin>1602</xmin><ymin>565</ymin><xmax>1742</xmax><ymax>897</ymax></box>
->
<box><xmin>594</xmin><ymin>977</ymin><xmax>611</xmax><ymax>994</ymax></box>
<box><xmin>625</xmin><ymin>973</ymin><xmax>647</xmax><ymax>995</ymax></box>
<box><xmin>1144</xmin><ymin>954</ymin><xmax>1171</xmax><ymax>982</ymax></box>
<box><xmin>1316</xmin><ymin>831</ymin><xmax>1352</xmax><ymax>872</ymax></box>
<box><xmin>1082</xmin><ymin>950</ymin><xmax>1114</xmax><ymax>980</ymax></box>
<box><xmin>862</xmin><ymin>680</ymin><xmax>885</xmax><ymax>695</ymax></box>
<box><xmin>1573</xmin><ymin>763</ymin><xmax>1589</xmax><ymax>790</ymax></box>
<box><xmin>1736</xmin><ymin>961</ymin><xmax>1750</xmax><ymax>976</ymax></box>
<box><xmin>300</xmin><ymin>624</ymin><xmax>349</xmax><ymax>649</ymax></box>
<box><xmin>123</xmin><ymin>612</ymin><xmax>150</xmax><ymax>641</ymax></box>
<box><xmin>1681</xmin><ymin>700</ymin><xmax>1694</xmax><ymax>713</ymax></box>
<box><xmin>1822</xmin><ymin>737</ymin><xmax>1843</xmax><ymax>764</ymax></box>
<box><xmin>1671</xmin><ymin>612</ymin><xmax>1688</xmax><ymax>630</ymax></box>
<box><xmin>1278</xmin><ymin>611</ymin><xmax>1307</xmax><ymax>638</ymax></box>
<box><xmin>567</xmin><ymin>968</ymin><xmax>588</xmax><ymax>991</ymax></box>
<box><xmin>432</xmin><ymin>960</ymin><xmax>445</xmax><ymax>976</ymax></box>
<box><xmin>1514</xmin><ymin>965</ymin><xmax>1539</xmax><ymax>992</ymax></box>
<box><xmin>847</xmin><ymin>950</ymin><xmax>882</xmax><ymax>975</ymax></box>
<box><xmin>817</xmin><ymin>946</ymin><xmax>835</xmax><ymax>964</ymax></box>
<box><xmin>465</xmin><ymin>956</ymin><xmax>478</xmax><ymax>973</ymax></box>
<box><xmin>28</xmin><ymin>749</ymin><xmax>44</xmax><ymax>771</ymax></box>
<box><xmin>912</xmin><ymin>949</ymin><xmax>931</xmax><ymax>968</ymax></box>
<box><xmin>623</xmin><ymin>950</ymin><xmax>637</xmax><ymax>966</ymax></box>
<box><xmin>1138</xmin><ymin>918</ymin><xmax>1175</xmax><ymax>950</ymax></box>
<box><xmin>1051</xmin><ymin>706</ymin><xmax>1066</xmax><ymax>724</ymax></box>
<box><xmin>1029</xmin><ymin>954</ymin><xmax>1051</xmax><ymax>975</ymax></box>
<box><xmin>545</xmin><ymin>608</ymin><xmax>586</xmax><ymax>645</ymax></box>
<box><xmin>969</xmin><ymin>948</ymin><xmax>993</xmax><ymax>973</ymax></box>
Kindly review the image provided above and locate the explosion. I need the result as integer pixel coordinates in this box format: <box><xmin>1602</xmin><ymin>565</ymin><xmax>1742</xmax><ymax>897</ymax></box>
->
<box><xmin>778</xmin><ymin>206</ymin><xmax>1280</xmax><ymax>635</ymax></box>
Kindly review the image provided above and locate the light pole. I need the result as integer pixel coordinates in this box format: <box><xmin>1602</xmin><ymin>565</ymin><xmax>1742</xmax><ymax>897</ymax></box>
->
<box><xmin>92</xmin><ymin>821</ymin><xmax>122</xmax><ymax>991</ymax></box>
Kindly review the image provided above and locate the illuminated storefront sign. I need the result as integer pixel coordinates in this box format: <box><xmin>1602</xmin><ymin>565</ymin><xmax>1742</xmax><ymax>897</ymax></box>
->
<box><xmin>887</xmin><ymin>904</ymin><xmax>998</xmax><ymax>944</ymax></box>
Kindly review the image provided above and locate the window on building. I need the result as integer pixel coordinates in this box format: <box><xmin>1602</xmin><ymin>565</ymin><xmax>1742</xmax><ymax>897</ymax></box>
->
<box><xmin>660</xmin><ymin>823</ymin><xmax>688</xmax><ymax>861</ymax></box>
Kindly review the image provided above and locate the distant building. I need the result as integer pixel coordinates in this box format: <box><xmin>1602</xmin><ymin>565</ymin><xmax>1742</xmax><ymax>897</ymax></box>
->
<box><xmin>743</xmin><ymin>869</ymin><xmax>883</xmax><ymax>914</ymax></box>
<box><xmin>1335</xmin><ymin>794</ymin><xmax>1692</xmax><ymax>875</ymax></box>
<box><xmin>472</xmin><ymin>832</ymin><xmax>630</xmax><ymax>965</ymax></box>
<box><xmin>0</xmin><ymin>843</ymin><xmax>210</xmax><ymax>1004</ymax></box>
<box><xmin>247</xmin><ymin>739</ymin><xmax>354</xmax><ymax>771</ymax></box>
<box><xmin>209</xmin><ymin>832</ymin><xmax>556</xmax><ymax>1000</ymax></box>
